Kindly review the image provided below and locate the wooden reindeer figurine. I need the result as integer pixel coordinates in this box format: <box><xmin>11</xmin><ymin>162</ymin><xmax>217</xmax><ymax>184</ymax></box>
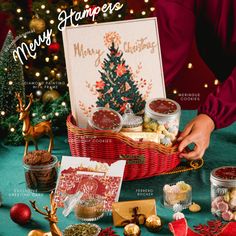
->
<box><xmin>29</xmin><ymin>192</ymin><xmax>62</xmax><ymax>236</ymax></box>
<box><xmin>15</xmin><ymin>92</ymin><xmax>54</xmax><ymax>156</ymax></box>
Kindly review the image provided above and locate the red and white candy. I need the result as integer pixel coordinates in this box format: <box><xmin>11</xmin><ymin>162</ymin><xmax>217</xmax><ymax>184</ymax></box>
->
<box><xmin>211</xmin><ymin>196</ymin><xmax>223</xmax><ymax>209</ymax></box>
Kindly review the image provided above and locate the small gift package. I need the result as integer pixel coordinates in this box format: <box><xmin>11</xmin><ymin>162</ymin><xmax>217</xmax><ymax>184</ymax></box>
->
<box><xmin>112</xmin><ymin>199</ymin><xmax>156</xmax><ymax>227</ymax></box>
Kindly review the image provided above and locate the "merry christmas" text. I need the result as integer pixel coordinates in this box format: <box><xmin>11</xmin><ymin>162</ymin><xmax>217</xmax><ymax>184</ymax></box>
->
<box><xmin>74</xmin><ymin>43</ymin><xmax>104</xmax><ymax>67</ymax></box>
<box><xmin>124</xmin><ymin>37</ymin><xmax>157</xmax><ymax>54</ymax></box>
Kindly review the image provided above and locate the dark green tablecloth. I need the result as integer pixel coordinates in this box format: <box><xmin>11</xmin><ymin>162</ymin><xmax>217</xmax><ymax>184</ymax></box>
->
<box><xmin>0</xmin><ymin>110</ymin><xmax>235</xmax><ymax>236</ymax></box>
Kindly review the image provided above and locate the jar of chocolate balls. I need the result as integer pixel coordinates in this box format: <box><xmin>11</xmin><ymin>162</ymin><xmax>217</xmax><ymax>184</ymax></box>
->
<box><xmin>144</xmin><ymin>98</ymin><xmax>181</xmax><ymax>146</ymax></box>
<box><xmin>210</xmin><ymin>166</ymin><xmax>236</xmax><ymax>221</ymax></box>
<box><xmin>88</xmin><ymin>107</ymin><xmax>123</xmax><ymax>132</ymax></box>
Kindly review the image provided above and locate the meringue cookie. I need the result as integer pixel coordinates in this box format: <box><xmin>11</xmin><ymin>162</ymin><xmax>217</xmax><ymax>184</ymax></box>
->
<box><xmin>173</xmin><ymin>212</ymin><xmax>185</xmax><ymax>221</ymax></box>
<box><xmin>173</xmin><ymin>203</ymin><xmax>183</xmax><ymax>213</ymax></box>
<box><xmin>216</xmin><ymin>187</ymin><xmax>228</xmax><ymax>196</ymax></box>
<box><xmin>222</xmin><ymin>211</ymin><xmax>233</xmax><ymax>221</ymax></box>
<box><xmin>229</xmin><ymin>198</ymin><xmax>236</xmax><ymax>210</ymax></box>
<box><xmin>160</xmin><ymin>137</ymin><xmax>172</xmax><ymax>146</ymax></box>
<box><xmin>217</xmin><ymin>201</ymin><xmax>229</xmax><ymax>212</ymax></box>
<box><xmin>223</xmin><ymin>192</ymin><xmax>230</xmax><ymax>203</ymax></box>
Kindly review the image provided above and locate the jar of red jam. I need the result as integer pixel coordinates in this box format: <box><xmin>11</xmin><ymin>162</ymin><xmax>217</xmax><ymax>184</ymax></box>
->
<box><xmin>210</xmin><ymin>166</ymin><xmax>236</xmax><ymax>221</ymax></box>
<box><xmin>144</xmin><ymin>98</ymin><xmax>181</xmax><ymax>145</ymax></box>
<box><xmin>88</xmin><ymin>107</ymin><xmax>123</xmax><ymax>132</ymax></box>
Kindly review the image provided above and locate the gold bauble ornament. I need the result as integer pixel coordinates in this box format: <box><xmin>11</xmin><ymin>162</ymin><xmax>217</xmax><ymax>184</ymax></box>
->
<box><xmin>27</xmin><ymin>230</ymin><xmax>45</xmax><ymax>236</ymax></box>
<box><xmin>42</xmin><ymin>90</ymin><xmax>60</xmax><ymax>103</ymax></box>
<box><xmin>29</xmin><ymin>15</ymin><xmax>46</xmax><ymax>34</ymax></box>
<box><xmin>27</xmin><ymin>230</ymin><xmax>52</xmax><ymax>236</ymax></box>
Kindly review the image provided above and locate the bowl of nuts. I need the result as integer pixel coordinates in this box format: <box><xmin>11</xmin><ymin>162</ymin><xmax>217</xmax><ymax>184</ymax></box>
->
<box><xmin>63</xmin><ymin>223</ymin><xmax>101</xmax><ymax>236</ymax></box>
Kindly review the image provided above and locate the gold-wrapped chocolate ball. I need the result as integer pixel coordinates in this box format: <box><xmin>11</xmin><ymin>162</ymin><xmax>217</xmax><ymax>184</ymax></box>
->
<box><xmin>124</xmin><ymin>223</ymin><xmax>141</xmax><ymax>236</ymax></box>
<box><xmin>145</xmin><ymin>215</ymin><xmax>162</xmax><ymax>232</ymax></box>
<box><xmin>29</xmin><ymin>15</ymin><xmax>46</xmax><ymax>34</ymax></box>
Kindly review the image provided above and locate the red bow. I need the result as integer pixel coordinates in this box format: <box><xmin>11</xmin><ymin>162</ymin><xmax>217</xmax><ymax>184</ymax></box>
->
<box><xmin>169</xmin><ymin>218</ymin><xmax>236</xmax><ymax>236</ymax></box>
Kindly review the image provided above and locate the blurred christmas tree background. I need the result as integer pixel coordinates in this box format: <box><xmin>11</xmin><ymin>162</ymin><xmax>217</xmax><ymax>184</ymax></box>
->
<box><xmin>0</xmin><ymin>0</ymin><xmax>156</xmax><ymax>144</ymax></box>
<box><xmin>0</xmin><ymin>31</ymin><xmax>25</xmax><ymax>117</ymax></box>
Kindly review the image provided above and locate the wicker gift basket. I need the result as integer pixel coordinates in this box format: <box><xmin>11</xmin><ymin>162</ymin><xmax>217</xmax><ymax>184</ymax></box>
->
<box><xmin>66</xmin><ymin>114</ymin><xmax>203</xmax><ymax>181</ymax></box>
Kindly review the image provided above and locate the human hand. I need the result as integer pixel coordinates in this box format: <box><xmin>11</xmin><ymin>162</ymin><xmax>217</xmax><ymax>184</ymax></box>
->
<box><xmin>178</xmin><ymin>114</ymin><xmax>215</xmax><ymax>160</ymax></box>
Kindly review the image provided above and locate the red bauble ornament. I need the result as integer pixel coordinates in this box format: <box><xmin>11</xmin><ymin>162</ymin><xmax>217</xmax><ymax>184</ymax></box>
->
<box><xmin>48</xmin><ymin>42</ymin><xmax>60</xmax><ymax>54</ymax></box>
<box><xmin>10</xmin><ymin>203</ymin><xmax>31</xmax><ymax>225</ymax></box>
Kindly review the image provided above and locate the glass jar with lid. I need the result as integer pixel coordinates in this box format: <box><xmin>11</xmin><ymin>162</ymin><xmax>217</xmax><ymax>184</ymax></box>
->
<box><xmin>87</xmin><ymin>107</ymin><xmax>123</xmax><ymax>132</ymax></box>
<box><xmin>210</xmin><ymin>166</ymin><xmax>236</xmax><ymax>221</ymax></box>
<box><xmin>144</xmin><ymin>98</ymin><xmax>181</xmax><ymax>145</ymax></box>
<box><xmin>122</xmin><ymin>104</ymin><xmax>143</xmax><ymax>132</ymax></box>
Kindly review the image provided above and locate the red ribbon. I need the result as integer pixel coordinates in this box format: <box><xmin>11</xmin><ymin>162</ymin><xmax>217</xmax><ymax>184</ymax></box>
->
<box><xmin>169</xmin><ymin>218</ymin><xmax>236</xmax><ymax>236</ymax></box>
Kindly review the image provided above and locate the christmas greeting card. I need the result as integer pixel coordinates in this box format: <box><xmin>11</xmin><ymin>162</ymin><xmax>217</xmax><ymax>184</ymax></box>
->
<box><xmin>54</xmin><ymin>156</ymin><xmax>126</xmax><ymax>211</ymax></box>
<box><xmin>62</xmin><ymin>17</ymin><xmax>166</xmax><ymax>127</ymax></box>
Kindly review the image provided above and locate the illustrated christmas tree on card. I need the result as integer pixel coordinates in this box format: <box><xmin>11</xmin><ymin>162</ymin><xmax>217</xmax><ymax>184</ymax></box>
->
<box><xmin>79</xmin><ymin>31</ymin><xmax>154</xmax><ymax>123</ymax></box>
<box><xmin>95</xmin><ymin>34</ymin><xmax>146</xmax><ymax>114</ymax></box>
<box><xmin>0</xmin><ymin>30</ymin><xmax>25</xmax><ymax>117</ymax></box>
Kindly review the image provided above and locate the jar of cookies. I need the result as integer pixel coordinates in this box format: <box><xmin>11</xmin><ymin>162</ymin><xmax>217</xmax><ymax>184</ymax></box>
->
<box><xmin>23</xmin><ymin>150</ymin><xmax>58</xmax><ymax>192</ymax></box>
<box><xmin>144</xmin><ymin>98</ymin><xmax>181</xmax><ymax>146</ymax></box>
<box><xmin>210</xmin><ymin>166</ymin><xmax>236</xmax><ymax>221</ymax></box>
<box><xmin>88</xmin><ymin>107</ymin><xmax>123</xmax><ymax>132</ymax></box>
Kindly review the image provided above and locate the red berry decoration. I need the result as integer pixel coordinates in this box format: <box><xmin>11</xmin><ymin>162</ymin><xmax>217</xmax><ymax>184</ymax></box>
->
<box><xmin>99</xmin><ymin>227</ymin><xmax>119</xmax><ymax>236</ymax></box>
<box><xmin>10</xmin><ymin>203</ymin><xmax>31</xmax><ymax>225</ymax></box>
<box><xmin>48</xmin><ymin>42</ymin><xmax>60</xmax><ymax>54</ymax></box>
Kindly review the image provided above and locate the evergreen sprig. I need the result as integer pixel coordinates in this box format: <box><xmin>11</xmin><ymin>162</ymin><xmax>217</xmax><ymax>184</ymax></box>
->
<box><xmin>0</xmin><ymin>92</ymin><xmax>70</xmax><ymax>145</ymax></box>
